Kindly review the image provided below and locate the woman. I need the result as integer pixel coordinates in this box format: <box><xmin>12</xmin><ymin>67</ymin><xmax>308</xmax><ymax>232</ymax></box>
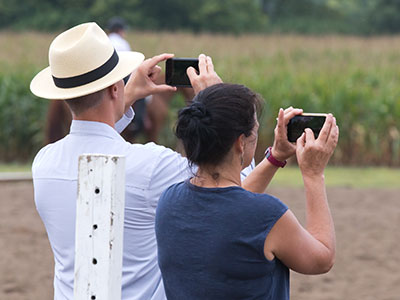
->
<box><xmin>155</xmin><ymin>83</ymin><xmax>339</xmax><ymax>299</ymax></box>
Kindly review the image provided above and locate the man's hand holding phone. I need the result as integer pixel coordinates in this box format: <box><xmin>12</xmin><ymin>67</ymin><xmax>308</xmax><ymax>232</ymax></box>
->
<box><xmin>187</xmin><ymin>54</ymin><xmax>222</xmax><ymax>94</ymax></box>
<box><xmin>125</xmin><ymin>53</ymin><xmax>177</xmax><ymax>109</ymax></box>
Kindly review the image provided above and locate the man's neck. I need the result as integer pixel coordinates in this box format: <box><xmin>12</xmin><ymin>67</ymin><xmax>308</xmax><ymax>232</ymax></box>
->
<box><xmin>73</xmin><ymin>109</ymin><xmax>116</xmax><ymax>129</ymax></box>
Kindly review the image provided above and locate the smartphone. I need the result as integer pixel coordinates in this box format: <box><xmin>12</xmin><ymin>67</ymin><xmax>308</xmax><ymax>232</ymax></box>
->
<box><xmin>165</xmin><ymin>58</ymin><xmax>199</xmax><ymax>87</ymax></box>
<box><xmin>287</xmin><ymin>113</ymin><xmax>327</xmax><ymax>142</ymax></box>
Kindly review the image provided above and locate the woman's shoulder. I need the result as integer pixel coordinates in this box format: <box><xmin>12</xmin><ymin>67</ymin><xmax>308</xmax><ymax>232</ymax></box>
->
<box><xmin>237</xmin><ymin>189</ymin><xmax>288</xmax><ymax>214</ymax></box>
<box><xmin>165</xmin><ymin>180</ymin><xmax>187</xmax><ymax>192</ymax></box>
<box><xmin>160</xmin><ymin>180</ymin><xmax>187</xmax><ymax>199</ymax></box>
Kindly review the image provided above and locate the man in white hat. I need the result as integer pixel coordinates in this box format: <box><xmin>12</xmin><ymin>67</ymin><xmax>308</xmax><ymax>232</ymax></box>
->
<box><xmin>30</xmin><ymin>22</ymin><xmax>301</xmax><ymax>300</ymax></box>
<box><xmin>30</xmin><ymin>22</ymin><xmax>225</xmax><ymax>300</ymax></box>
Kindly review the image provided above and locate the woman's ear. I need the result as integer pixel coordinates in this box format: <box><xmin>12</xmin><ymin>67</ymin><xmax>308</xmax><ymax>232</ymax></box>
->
<box><xmin>234</xmin><ymin>134</ymin><xmax>246</xmax><ymax>154</ymax></box>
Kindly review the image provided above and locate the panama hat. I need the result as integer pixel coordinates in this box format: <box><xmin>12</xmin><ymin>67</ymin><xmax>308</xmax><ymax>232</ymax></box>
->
<box><xmin>30</xmin><ymin>22</ymin><xmax>145</xmax><ymax>100</ymax></box>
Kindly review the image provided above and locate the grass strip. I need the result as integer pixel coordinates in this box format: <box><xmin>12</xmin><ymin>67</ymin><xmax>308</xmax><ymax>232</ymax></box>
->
<box><xmin>269</xmin><ymin>167</ymin><xmax>400</xmax><ymax>188</ymax></box>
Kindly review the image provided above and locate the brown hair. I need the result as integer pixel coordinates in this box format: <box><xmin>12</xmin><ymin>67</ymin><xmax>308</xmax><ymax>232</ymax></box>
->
<box><xmin>64</xmin><ymin>89</ymin><xmax>106</xmax><ymax>116</ymax></box>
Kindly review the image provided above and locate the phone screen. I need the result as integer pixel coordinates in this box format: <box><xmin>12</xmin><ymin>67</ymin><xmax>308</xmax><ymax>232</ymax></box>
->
<box><xmin>165</xmin><ymin>58</ymin><xmax>199</xmax><ymax>87</ymax></box>
<box><xmin>287</xmin><ymin>114</ymin><xmax>326</xmax><ymax>142</ymax></box>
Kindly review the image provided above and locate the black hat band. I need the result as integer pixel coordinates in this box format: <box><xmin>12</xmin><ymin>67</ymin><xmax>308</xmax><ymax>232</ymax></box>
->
<box><xmin>52</xmin><ymin>49</ymin><xmax>119</xmax><ymax>89</ymax></box>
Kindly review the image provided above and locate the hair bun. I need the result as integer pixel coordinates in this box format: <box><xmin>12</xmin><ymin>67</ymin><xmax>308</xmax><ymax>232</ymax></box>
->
<box><xmin>176</xmin><ymin>101</ymin><xmax>213</xmax><ymax>141</ymax></box>
<box><xmin>180</xmin><ymin>101</ymin><xmax>211</xmax><ymax>124</ymax></box>
<box><xmin>189</xmin><ymin>102</ymin><xmax>208</xmax><ymax>119</ymax></box>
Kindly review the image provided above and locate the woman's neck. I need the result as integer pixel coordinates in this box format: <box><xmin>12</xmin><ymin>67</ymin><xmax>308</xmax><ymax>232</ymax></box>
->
<box><xmin>191</xmin><ymin>162</ymin><xmax>242</xmax><ymax>188</ymax></box>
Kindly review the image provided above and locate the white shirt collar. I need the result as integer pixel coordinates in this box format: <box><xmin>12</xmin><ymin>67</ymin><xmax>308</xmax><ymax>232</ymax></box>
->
<box><xmin>70</xmin><ymin>120</ymin><xmax>125</xmax><ymax>142</ymax></box>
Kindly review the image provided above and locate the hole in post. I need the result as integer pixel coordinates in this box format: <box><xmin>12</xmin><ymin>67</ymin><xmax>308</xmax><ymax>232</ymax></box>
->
<box><xmin>92</xmin><ymin>258</ymin><xmax>97</xmax><ymax>265</ymax></box>
<box><xmin>94</xmin><ymin>188</ymin><xmax>100</xmax><ymax>194</ymax></box>
<box><xmin>93</xmin><ymin>224</ymin><xmax>98</xmax><ymax>230</ymax></box>
<box><xmin>91</xmin><ymin>296</ymin><xmax>96</xmax><ymax>300</ymax></box>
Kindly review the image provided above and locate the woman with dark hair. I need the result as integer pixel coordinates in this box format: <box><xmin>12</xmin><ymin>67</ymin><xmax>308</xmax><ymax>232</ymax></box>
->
<box><xmin>155</xmin><ymin>83</ymin><xmax>339</xmax><ymax>299</ymax></box>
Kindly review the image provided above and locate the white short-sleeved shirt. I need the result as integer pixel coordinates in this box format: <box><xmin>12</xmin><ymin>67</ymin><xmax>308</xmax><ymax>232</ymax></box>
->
<box><xmin>33</xmin><ymin>109</ymin><xmax>255</xmax><ymax>300</ymax></box>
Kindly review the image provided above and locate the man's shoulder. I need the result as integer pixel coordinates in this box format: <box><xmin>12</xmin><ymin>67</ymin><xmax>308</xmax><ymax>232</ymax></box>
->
<box><xmin>126</xmin><ymin>142</ymin><xmax>190</xmax><ymax>191</ymax></box>
<box><xmin>128</xmin><ymin>142</ymin><xmax>181</xmax><ymax>160</ymax></box>
<box><xmin>32</xmin><ymin>140</ymin><xmax>61</xmax><ymax>167</ymax></box>
<box><xmin>126</xmin><ymin>142</ymin><xmax>187</xmax><ymax>173</ymax></box>
<box><xmin>32</xmin><ymin>137</ymin><xmax>73</xmax><ymax>178</ymax></box>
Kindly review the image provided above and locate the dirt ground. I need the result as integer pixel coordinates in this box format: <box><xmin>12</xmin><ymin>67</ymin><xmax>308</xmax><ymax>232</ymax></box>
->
<box><xmin>1</xmin><ymin>181</ymin><xmax>399</xmax><ymax>300</ymax></box>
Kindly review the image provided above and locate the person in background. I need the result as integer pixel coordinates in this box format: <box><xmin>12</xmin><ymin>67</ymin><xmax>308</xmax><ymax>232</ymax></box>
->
<box><xmin>107</xmin><ymin>16</ymin><xmax>150</xmax><ymax>141</ymax></box>
<box><xmin>108</xmin><ymin>16</ymin><xmax>196</xmax><ymax>143</ymax></box>
<box><xmin>156</xmin><ymin>83</ymin><xmax>339</xmax><ymax>299</ymax></box>
<box><xmin>107</xmin><ymin>16</ymin><xmax>132</xmax><ymax>51</ymax></box>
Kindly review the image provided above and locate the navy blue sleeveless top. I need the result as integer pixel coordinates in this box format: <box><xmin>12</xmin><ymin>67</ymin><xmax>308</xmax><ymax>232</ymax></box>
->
<box><xmin>155</xmin><ymin>180</ymin><xmax>289</xmax><ymax>300</ymax></box>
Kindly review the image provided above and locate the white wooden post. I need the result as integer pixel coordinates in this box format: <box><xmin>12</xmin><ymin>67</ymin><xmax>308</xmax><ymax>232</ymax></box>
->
<box><xmin>74</xmin><ymin>154</ymin><xmax>126</xmax><ymax>300</ymax></box>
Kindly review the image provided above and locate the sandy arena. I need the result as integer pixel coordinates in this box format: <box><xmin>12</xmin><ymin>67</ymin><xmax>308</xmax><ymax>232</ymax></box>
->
<box><xmin>1</xmin><ymin>181</ymin><xmax>399</xmax><ymax>300</ymax></box>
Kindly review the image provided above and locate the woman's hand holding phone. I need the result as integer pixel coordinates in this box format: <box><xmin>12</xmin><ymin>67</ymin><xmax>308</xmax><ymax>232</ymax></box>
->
<box><xmin>296</xmin><ymin>114</ymin><xmax>339</xmax><ymax>178</ymax></box>
<box><xmin>271</xmin><ymin>107</ymin><xmax>303</xmax><ymax>162</ymax></box>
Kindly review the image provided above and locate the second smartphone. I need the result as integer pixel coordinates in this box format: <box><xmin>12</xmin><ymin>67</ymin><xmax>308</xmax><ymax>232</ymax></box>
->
<box><xmin>287</xmin><ymin>113</ymin><xmax>327</xmax><ymax>142</ymax></box>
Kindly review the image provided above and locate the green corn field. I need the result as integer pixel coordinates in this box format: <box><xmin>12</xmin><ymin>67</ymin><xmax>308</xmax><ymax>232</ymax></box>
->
<box><xmin>0</xmin><ymin>31</ymin><xmax>399</xmax><ymax>165</ymax></box>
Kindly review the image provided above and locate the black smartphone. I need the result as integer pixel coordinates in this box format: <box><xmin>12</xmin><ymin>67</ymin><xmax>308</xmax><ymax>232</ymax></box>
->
<box><xmin>287</xmin><ymin>113</ymin><xmax>327</xmax><ymax>142</ymax></box>
<box><xmin>165</xmin><ymin>58</ymin><xmax>199</xmax><ymax>87</ymax></box>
